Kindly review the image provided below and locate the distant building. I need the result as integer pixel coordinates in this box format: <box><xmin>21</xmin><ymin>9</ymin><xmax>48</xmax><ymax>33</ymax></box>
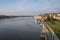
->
<box><xmin>56</xmin><ymin>13</ymin><xmax>60</xmax><ymax>17</ymax></box>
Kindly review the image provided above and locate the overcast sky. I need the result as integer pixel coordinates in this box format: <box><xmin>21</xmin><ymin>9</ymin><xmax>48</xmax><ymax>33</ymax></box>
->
<box><xmin>0</xmin><ymin>0</ymin><xmax>60</xmax><ymax>15</ymax></box>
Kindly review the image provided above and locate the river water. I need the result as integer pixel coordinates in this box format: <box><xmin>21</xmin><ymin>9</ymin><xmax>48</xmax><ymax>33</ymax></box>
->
<box><xmin>0</xmin><ymin>17</ymin><xmax>41</xmax><ymax>40</ymax></box>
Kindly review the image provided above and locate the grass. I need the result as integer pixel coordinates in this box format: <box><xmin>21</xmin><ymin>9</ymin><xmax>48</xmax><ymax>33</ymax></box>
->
<box><xmin>47</xmin><ymin>20</ymin><xmax>60</xmax><ymax>39</ymax></box>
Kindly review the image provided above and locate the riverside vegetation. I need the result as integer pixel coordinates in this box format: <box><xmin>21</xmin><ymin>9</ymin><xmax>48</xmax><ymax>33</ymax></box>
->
<box><xmin>46</xmin><ymin>15</ymin><xmax>60</xmax><ymax>39</ymax></box>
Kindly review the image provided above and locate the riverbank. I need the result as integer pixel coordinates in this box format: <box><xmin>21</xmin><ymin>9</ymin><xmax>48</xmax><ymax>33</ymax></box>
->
<box><xmin>47</xmin><ymin>20</ymin><xmax>60</xmax><ymax>40</ymax></box>
<box><xmin>0</xmin><ymin>15</ymin><xmax>19</xmax><ymax>19</ymax></box>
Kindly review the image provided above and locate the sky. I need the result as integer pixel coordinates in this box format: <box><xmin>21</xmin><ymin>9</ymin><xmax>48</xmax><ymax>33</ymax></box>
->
<box><xmin>0</xmin><ymin>0</ymin><xmax>60</xmax><ymax>15</ymax></box>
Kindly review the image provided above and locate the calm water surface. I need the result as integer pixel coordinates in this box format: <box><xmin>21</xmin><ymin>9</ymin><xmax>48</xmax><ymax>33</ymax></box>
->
<box><xmin>0</xmin><ymin>17</ymin><xmax>41</xmax><ymax>40</ymax></box>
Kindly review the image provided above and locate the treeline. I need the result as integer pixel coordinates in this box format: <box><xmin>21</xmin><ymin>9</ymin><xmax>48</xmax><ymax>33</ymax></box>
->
<box><xmin>0</xmin><ymin>15</ymin><xmax>19</xmax><ymax>19</ymax></box>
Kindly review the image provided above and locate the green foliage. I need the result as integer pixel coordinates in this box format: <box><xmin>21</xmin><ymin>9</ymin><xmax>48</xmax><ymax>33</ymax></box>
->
<box><xmin>47</xmin><ymin>15</ymin><xmax>55</xmax><ymax>23</ymax></box>
<box><xmin>47</xmin><ymin>15</ymin><xmax>50</xmax><ymax>21</ymax></box>
<box><xmin>47</xmin><ymin>21</ymin><xmax>60</xmax><ymax>39</ymax></box>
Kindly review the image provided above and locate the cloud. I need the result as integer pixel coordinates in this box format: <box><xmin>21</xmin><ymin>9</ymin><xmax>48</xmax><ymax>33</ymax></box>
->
<box><xmin>0</xmin><ymin>0</ymin><xmax>60</xmax><ymax>15</ymax></box>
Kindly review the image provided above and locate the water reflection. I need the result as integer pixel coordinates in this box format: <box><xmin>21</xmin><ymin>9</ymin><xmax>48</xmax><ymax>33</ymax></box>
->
<box><xmin>0</xmin><ymin>17</ymin><xmax>40</xmax><ymax>40</ymax></box>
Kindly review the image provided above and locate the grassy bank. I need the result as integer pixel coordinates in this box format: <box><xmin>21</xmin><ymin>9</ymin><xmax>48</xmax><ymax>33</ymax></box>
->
<box><xmin>47</xmin><ymin>20</ymin><xmax>60</xmax><ymax>39</ymax></box>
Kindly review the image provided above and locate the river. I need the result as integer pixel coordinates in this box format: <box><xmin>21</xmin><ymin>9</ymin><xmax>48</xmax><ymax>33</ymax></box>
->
<box><xmin>0</xmin><ymin>17</ymin><xmax>41</xmax><ymax>40</ymax></box>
